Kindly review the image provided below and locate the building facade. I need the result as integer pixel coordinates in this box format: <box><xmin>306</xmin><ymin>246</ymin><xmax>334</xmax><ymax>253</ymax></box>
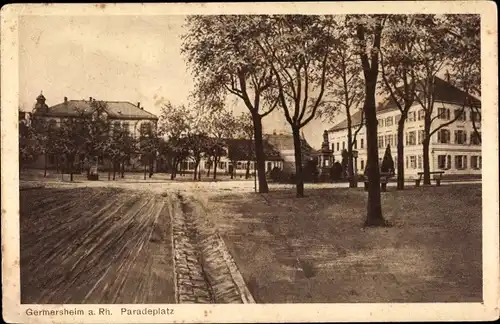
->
<box><xmin>328</xmin><ymin>77</ymin><xmax>481</xmax><ymax>179</ymax></box>
<box><xmin>28</xmin><ymin>93</ymin><xmax>158</xmax><ymax>171</ymax></box>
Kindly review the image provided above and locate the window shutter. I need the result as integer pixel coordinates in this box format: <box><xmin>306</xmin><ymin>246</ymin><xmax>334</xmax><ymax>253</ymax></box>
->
<box><xmin>447</xmin><ymin>155</ymin><xmax>451</xmax><ymax>169</ymax></box>
<box><xmin>464</xmin><ymin>156</ymin><xmax>467</xmax><ymax>169</ymax></box>
<box><xmin>463</xmin><ymin>132</ymin><xmax>467</xmax><ymax>144</ymax></box>
<box><xmin>437</xmin><ymin>130</ymin><xmax>441</xmax><ymax>143</ymax></box>
<box><xmin>454</xmin><ymin>131</ymin><xmax>457</xmax><ymax>144</ymax></box>
<box><xmin>446</xmin><ymin>130</ymin><xmax>451</xmax><ymax>143</ymax></box>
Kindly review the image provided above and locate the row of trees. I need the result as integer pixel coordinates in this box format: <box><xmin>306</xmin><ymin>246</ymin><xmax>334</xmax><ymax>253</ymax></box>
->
<box><xmin>182</xmin><ymin>14</ymin><xmax>480</xmax><ymax>226</ymax></box>
<box><xmin>19</xmin><ymin>101</ymin><xmax>156</xmax><ymax>181</ymax></box>
<box><xmin>157</xmin><ymin>101</ymin><xmax>254</xmax><ymax>180</ymax></box>
<box><xmin>19</xmin><ymin>100</ymin><xmax>256</xmax><ymax>182</ymax></box>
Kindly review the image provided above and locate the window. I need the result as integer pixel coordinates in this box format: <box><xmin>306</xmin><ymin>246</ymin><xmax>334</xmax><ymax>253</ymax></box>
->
<box><xmin>471</xmin><ymin>111</ymin><xmax>480</xmax><ymax>122</ymax></box>
<box><xmin>360</xmin><ymin>160</ymin><xmax>364</xmax><ymax>170</ymax></box>
<box><xmin>385</xmin><ymin>116</ymin><xmax>393</xmax><ymax>126</ymax></box>
<box><xmin>438</xmin><ymin>107</ymin><xmax>450</xmax><ymax>120</ymax></box>
<box><xmin>418</xmin><ymin>130</ymin><xmax>425</xmax><ymax>144</ymax></box>
<box><xmin>181</xmin><ymin>161</ymin><xmax>188</xmax><ymax>170</ymax></box>
<box><xmin>336</xmin><ymin>142</ymin><xmax>339</xmax><ymax>151</ymax></box>
<box><xmin>360</xmin><ymin>138</ymin><xmax>364</xmax><ymax>149</ymax></box>
<box><xmin>437</xmin><ymin>129</ymin><xmax>451</xmax><ymax>144</ymax></box>
<box><xmin>454</xmin><ymin>109</ymin><xmax>466</xmax><ymax>121</ymax></box>
<box><xmin>385</xmin><ymin>134</ymin><xmax>393</xmax><ymax>147</ymax></box>
<box><xmin>454</xmin><ymin>130</ymin><xmax>467</xmax><ymax>144</ymax></box>
<box><xmin>188</xmin><ymin>162</ymin><xmax>196</xmax><ymax>170</ymax></box>
<box><xmin>395</xmin><ymin>114</ymin><xmax>401</xmax><ymax>124</ymax></box>
<box><xmin>417</xmin><ymin>155</ymin><xmax>422</xmax><ymax>169</ymax></box>
<box><xmin>123</xmin><ymin>122</ymin><xmax>130</xmax><ymax>133</ymax></box>
<box><xmin>237</xmin><ymin>161</ymin><xmax>243</xmax><ymax>169</ymax></box>
<box><xmin>438</xmin><ymin>155</ymin><xmax>450</xmax><ymax>170</ymax></box>
<box><xmin>410</xmin><ymin>156</ymin><xmax>417</xmax><ymax>169</ymax></box>
<box><xmin>470</xmin><ymin>132</ymin><xmax>481</xmax><ymax>145</ymax></box>
<box><xmin>417</xmin><ymin>109</ymin><xmax>425</xmax><ymax>121</ymax></box>
<box><xmin>114</xmin><ymin>121</ymin><xmax>121</xmax><ymax>129</ymax></box>
<box><xmin>204</xmin><ymin>161</ymin><xmax>211</xmax><ymax>169</ymax></box>
<box><xmin>140</xmin><ymin>122</ymin><xmax>152</xmax><ymax>135</ymax></box>
<box><xmin>408</xmin><ymin>111</ymin><xmax>416</xmax><ymax>122</ymax></box>
<box><xmin>455</xmin><ymin>155</ymin><xmax>468</xmax><ymax>170</ymax></box>
<box><xmin>406</xmin><ymin>131</ymin><xmax>416</xmax><ymax>145</ymax></box>
<box><xmin>378</xmin><ymin>136</ymin><xmax>384</xmax><ymax>148</ymax></box>
<box><xmin>406</xmin><ymin>156</ymin><xmax>409</xmax><ymax>169</ymax></box>
<box><xmin>471</xmin><ymin>156</ymin><xmax>482</xmax><ymax>169</ymax></box>
<box><xmin>342</xmin><ymin>142</ymin><xmax>345</xmax><ymax>150</ymax></box>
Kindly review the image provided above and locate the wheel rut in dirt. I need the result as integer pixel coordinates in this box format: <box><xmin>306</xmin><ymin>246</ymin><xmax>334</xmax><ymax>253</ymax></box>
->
<box><xmin>170</xmin><ymin>191</ymin><xmax>255</xmax><ymax>304</ymax></box>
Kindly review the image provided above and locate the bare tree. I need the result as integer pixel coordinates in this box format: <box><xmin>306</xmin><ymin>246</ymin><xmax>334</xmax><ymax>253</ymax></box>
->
<box><xmin>352</xmin><ymin>14</ymin><xmax>388</xmax><ymax>226</ymax></box>
<box><xmin>182</xmin><ymin>15</ymin><xmax>279</xmax><ymax>192</ymax></box>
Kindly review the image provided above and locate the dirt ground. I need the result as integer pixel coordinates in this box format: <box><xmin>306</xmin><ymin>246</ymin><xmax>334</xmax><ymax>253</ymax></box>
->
<box><xmin>20</xmin><ymin>187</ymin><xmax>175</xmax><ymax>304</ymax></box>
<box><xmin>207</xmin><ymin>184</ymin><xmax>482</xmax><ymax>303</ymax></box>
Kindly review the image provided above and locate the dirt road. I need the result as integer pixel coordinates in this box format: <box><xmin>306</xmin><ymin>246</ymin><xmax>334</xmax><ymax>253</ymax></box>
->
<box><xmin>20</xmin><ymin>187</ymin><xmax>175</xmax><ymax>304</ymax></box>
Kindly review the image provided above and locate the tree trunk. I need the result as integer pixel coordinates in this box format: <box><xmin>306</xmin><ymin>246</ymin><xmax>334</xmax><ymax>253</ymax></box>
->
<box><xmin>108</xmin><ymin>160</ymin><xmax>111</xmax><ymax>181</ymax></box>
<box><xmin>213</xmin><ymin>155</ymin><xmax>218</xmax><ymax>180</ymax></box>
<box><xmin>44</xmin><ymin>153</ymin><xmax>48</xmax><ymax>177</ymax></box>
<box><xmin>193</xmin><ymin>160</ymin><xmax>199</xmax><ymax>180</ymax></box>
<box><xmin>245</xmin><ymin>160</ymin><xmax>251</xmax><ymax>179</ymax></box>
<box><xmin>144</xmin><ymin>162</ymin><xmax>147</xmax><ymax>180</ymax></box>
<box><xmin>422</xmin><ymin>138</ymin><xmax>431</xmax><ymax>185</ymax></box>
<box><xmin>252</xmin><ymin>114</ymin><xmax>269</xmax><ymax>193</ymax></box>
<box><xmin>363</xmin><ymin>78</ymin><xmax>385</xmax><ymax>227</ymax></box>
<box><xmin>423</xmin><ymin>117</ymin><xmax>432</xmax><ymax>185</ymax></box>
<box><xmin>346</xmin><ymin>124</ymin><xmax>356</xmax><ymax>188</ymax></box>
<box><xmin>396</xmin><ymin>118</ymin><xmax>405</xmax><ymax>190</ymax></box>
<box><xmin>198</xmin><ymin>165</ymin><xmax>201</xmax><ymax>181</ymax></box>
<box><xmin>69</xmin><ymin>157</ymin><xmax>74</xmax><ymax>182</ymax></box>
<box><xmin>113</xmin><ymin>161</ymin><xmax>116</xmax><ymax>180</ymax></box>
<box><xmin>292</xmin><ymin>125</ymin><xmax>305</xmax><ymax>198</ymax></box>
<box><xmin>206</xmin><ymin>162</ymin><xmax>211</xmax><ymax>177</ymax></box>
<box><xmin>121</xmin><ymin>161</ymin><xmax>125</xmax><ymax>178</ymax></box>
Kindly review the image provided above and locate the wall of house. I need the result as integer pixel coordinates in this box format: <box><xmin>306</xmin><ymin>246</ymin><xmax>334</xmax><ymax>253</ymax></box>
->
<box><xmin>328</xmin><ymin>102</ymin><xmax>481</xmax><ymax>179</ymax></box>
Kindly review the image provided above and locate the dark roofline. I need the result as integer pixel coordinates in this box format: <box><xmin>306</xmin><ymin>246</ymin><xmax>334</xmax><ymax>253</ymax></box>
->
<box><xmin>43</xmin><ymin>99</ymin><xmax>158</xmax><ymax>120</ymax></box>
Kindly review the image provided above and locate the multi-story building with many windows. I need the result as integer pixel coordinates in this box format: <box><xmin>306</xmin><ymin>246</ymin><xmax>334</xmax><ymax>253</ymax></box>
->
<box><xmin>327</xmin><ymin>77</ymin><xmax>481</xmax><ymax>179</ymax></box>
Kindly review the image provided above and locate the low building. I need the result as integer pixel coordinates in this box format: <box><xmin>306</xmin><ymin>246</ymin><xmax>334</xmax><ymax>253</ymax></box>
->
<box><xmin>327</xmin><ymin>77</ymin><xmax>481</xmax><ymax>179</ymax></box>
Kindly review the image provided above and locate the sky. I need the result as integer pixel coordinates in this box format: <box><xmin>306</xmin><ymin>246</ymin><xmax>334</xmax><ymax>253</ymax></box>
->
<box><xmin>19</xmin><ymin>15</ymin><xmax>341</xmax><ymax>149</ymax></box>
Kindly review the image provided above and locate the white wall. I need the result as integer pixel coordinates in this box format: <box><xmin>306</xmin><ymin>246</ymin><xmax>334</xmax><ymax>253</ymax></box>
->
<box><xmin>328</xmin><ymin>102</ymin><xmax>481</xmax><ymax>178</ymax></box>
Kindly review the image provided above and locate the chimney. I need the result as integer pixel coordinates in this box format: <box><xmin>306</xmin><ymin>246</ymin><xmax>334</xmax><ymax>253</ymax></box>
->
<box><xmin>64</xmin><ymin>96</ymin><xmax>68</xmax><ymax>103</ymax></box>
<box><xmin>89</xmin><ymin>97</ymin><xmax>93</xmax><ymax>102</ymax></box>
<box><xmin>137</xmin><ymin>102</ymin><xmax>142</xmax><ymax>109</ymax></box>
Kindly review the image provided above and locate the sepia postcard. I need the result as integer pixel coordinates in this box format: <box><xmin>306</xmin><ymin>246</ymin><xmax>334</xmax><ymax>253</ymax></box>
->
<box><xmin>1</xmin><ymin>1</ymin><xmax>499</xmax><ymax>323</ymax></box>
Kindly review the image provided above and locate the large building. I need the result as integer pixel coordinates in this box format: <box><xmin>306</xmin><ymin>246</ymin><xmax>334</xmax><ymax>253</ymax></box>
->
<box><xmin>28</xmin><ymin>93</ymin><xmax>158</xmax><ymax>170</ymax></box>
<box><xmin>327</xmin><ymin>77</ymin><xmax>481</xmax><ymax>179</ymax></box>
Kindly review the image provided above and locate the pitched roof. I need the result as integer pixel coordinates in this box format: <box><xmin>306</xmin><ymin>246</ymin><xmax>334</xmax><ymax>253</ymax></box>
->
<box><xmin>37</xmin><ymin>100</ymin><xmax>158</xmax><ymax>120</ymax></box>
<box><xmin>225</xmin><ymin>138</ymin><xmax>282</xmax><ymax>161</ymax></box>
<box><xmin>328</xmin><ymin>76</ymin><xmax>481</xmax><ymax>133</ymax></box>
<box><xmin>264</xmin><ymin>133</ymin><xmax>319</xmax><ymax>163</ymax></box>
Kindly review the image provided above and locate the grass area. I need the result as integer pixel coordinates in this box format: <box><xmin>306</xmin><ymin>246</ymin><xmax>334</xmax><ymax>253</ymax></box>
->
<box><xmin>20</xmin><ymin>187</ymin><xmax>175</xmax><ymax>304</ymax></box>
<box><xmin>207</xmin><ymin>184</ymin><xmax>482</xmax><ymax>303</ymax></box>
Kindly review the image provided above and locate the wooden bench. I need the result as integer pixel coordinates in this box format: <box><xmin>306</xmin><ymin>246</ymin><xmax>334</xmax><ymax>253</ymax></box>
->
<box><xmin>415</xmin><ymin>171</ymin><xmax>445</xmax><ymax>187</ymax></box>
<box><xmin>364</xmin><ymin>172</ymin><xmax>394</xmax><ymax>192</ymax></box>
